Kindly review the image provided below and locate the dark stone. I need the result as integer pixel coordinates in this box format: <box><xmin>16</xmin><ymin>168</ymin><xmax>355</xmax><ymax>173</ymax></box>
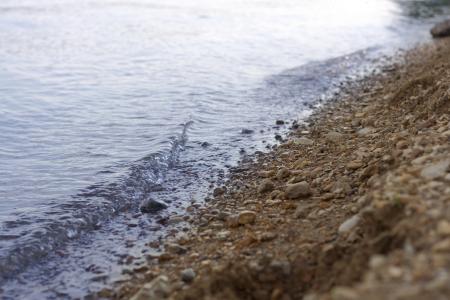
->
<box><xmin>213</xmin><ymin>187</ymin><xmax>225</xmax><ymax>197</ymax></box>
<box><xmin>241</xmin><ymin>128</ymin><xmax>254</xmax><ymax>134</ymax></box>
<box><xmin>431</xmin><ymin>19</ymin><xmax>450</xmax><ymax>38</ymax></box>
<box><xmin>140</xmin><ymin>198</ymin><xmax>168</xmax><ymax>213</ymax></box>
<box><xmin>275</xmin><ymin>120</ymin><xmax>285</xmax><ymax>125</ymax></box>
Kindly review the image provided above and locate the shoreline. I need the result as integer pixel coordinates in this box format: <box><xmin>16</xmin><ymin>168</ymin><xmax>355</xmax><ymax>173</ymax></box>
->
<box><xmin>103</xmin><ymin>38</ymin><xmax>449</xmax><ymax>300</ymax></box>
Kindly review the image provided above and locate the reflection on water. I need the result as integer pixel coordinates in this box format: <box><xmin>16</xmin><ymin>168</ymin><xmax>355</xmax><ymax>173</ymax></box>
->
<box><xmin>0</xmin><ymin>0</ymin><xmax>448</xmax><ymax>298</ymax></box>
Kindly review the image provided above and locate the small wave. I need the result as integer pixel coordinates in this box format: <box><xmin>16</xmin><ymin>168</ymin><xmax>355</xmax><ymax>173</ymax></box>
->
<box><xmin>0</xmin><ymin>121</ymin><xmax>192</xmax><ymax>281</ymax></box>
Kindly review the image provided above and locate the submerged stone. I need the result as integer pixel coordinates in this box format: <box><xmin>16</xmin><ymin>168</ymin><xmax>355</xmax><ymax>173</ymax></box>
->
<box><xmin>140</xmin><ymin>198</ymin><xmax>168</xmax><ymax>214</ymax></box>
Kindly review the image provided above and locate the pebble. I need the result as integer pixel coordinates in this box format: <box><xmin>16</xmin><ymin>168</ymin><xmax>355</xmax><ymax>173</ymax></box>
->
<box><xmin>140</xmin><ymin>199</ymin><xmax>168</xmax><ymax>214</ymax></box>
<box><xmin>217</xmin><ymin>230</ymin><xmax>231</xmax><ymax>241</ymax></box>
<box><xmin>346</xmin><ymin>161</ymin><xmax>363</xmax><ymax>170</ymax></box>
<box><xmin>180</xmin><ymin>268</ymin><xmax>196</xmax><ymax>283</ymax></box>
<box><xmin>130</xmin><ymin>275</ymin><xmax>170</xmax><ymax>300</ymax></box>
<box><xmin>294</xmin><ymin>203</ymin><xmax>310</xmax><ymax>218</ymax></box>
<box><xmin>437</xmin><ymin>220</ymin><xmax>450</xmax><ymax>236</ymax></box>
<box><xmin>259</xmin><ymin>170</ymin><xmax>275</xmax><ymax>178</ymax></box>
<box><xmin>238</xmin><ymin>210</ymin><xmax>257</xmax><ymax>225</ymax></box>
<box><xmin>241</xmin><ymin>128</ymin><xmax>254</xmax><ymax>134</ymax></box>
<box><xmin>285</xmin><ymin>181</ymin><xmax>311</xmax><ymax>199</ymax></box>
<box><xmin>420</xmin><ymin>160</ymin><xmax>450</xmax><ymax>179</ymax></box>
<box><xmin>338</xmin><ymin>215</ymin><xmax>360</xmax><ymax>234</ymax></box>
<box><xmin>260</xmin><ymin>232</ymin><xmax>277</xmax><ymax>242</ymax></box>
<box><xmin>357</xmin><ymin>127</ymin><xmax>373</xmax><ymax>136</ymax></box>
<box><xmin>165</xmin><ymin>243</ymin><xmax>187</xmax><ymax>255</ymax></box>
<box><xmin>213</xmin><ymin>187</ymin><xmax>225</xmax><ymax>197</ymax></box>
<box><xmin>431</xmin><ymin>19</ymin><xmax>450</xmax><ymax>38</ymax></box>
<box><xmin>227</xmin><ymin>214</ymin><xmax>240</xmax><ymax>228</ymax></box>
<box><xmin>330</xmin><ymin>286</ymin><xmax>358</xmax><ymax>300</ymax></box>
<box><xmin>432</xmin><ymin>238</ymin><xmax>450</xmax><ymax>253</ymax></box>
<box><xmin>258</xmin><ymin>179</ymin><xmax>275</xmax><ymax>193</ymax></box>
<box><xmin>293</xmin><ymin>137</ymin><xmax>314</xmax><ymax>146</ymax></box>
<box><xmin>325</xmin><ymin>131</ymin><xmax>344</xmax><ymax>143</ymax></box>
<box><xmin>167</xmin><ymin>216</ymin><xmax>184</xmax><ymax>225</ymax></box>
<box><xmin>276</xmin><ymin>167</ymin><xmax>291</xmax><ymax>179</ymax></box>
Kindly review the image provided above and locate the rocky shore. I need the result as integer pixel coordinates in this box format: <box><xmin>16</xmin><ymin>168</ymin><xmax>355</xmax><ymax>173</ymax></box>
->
<box><xmin>102</xmin><ymin>38</ymin><xmax>450</xmax><ymax>300</ymax></box>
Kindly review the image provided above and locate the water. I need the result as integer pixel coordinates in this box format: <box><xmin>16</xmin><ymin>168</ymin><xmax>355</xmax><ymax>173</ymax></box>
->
<box><xmin>0</xmin><ymin>0</ymin><xmax>448</xmax><ymax>298</ymax></box>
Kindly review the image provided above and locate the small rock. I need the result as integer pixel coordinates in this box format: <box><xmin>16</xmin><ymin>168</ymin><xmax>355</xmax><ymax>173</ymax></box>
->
<box><xmin>357</xmin><ymin>127</ymin><xmax>373</xmax><ymax>136</ymax></box>
<box><xmin>238</xmin><ymin>210</ymin><xmax>257</xmax><ymax>225</ymax></box>
<box><xmin>396</xmin><ymin>140</ymin><xmax>408</xmax><ymax>150</ymax></box>
<box><xmin>293</xmin><ymin>137</ymin><xmax>314</xmax><ymax>146</ymax></box>
<box><xmin>213</xmin><ymin>187</ymin><xmax>225</xmax><ymax>197</ymax></box>
<box><xmin>346</xmin><ymin>161</ymin><xmax>363</xmax><ymax>170</ymax></box>
<box><xmin>325</xmin><ymin>131</ymin><xmax>344</xmax><ymax>143</ymax></box>
<box><xmin>158</xmin><ymin>253</ymin><xmax>174</xmax><ymax>262</ymax></box>
<box><xmin>140</xmin><ymin>199</ymin><xmax>168</xmax><ymax>214</ymax></box>
<box><xmin>258</xmin><ymin>179</ymin><xmax>275</xmax><ymax>193</ymax></box>
<box><xmin>330</xmin><ymin>286</ymin><xmax>358</xmax><ymax>300</ymax></box>
<box><xmin>276</xmin><ymin>120</ymin><xmax>285</xmax><ymax>125</ymax></box>
<box><xmin>241</xmin><ymin>128</ymin><xmax>254</xmax><ymax>134</ymax></box>
<box><xmin>227</xmin><ymin>214</ymin><xmax>240</xmax><ymax>228</ymax></box>
<box><xmin>332</xmin><ymin>179</ymin><xmax>352</xmax><ymax>195</ymax></box>
<box><xmin>165</xmin><ymin>243</ymin><xmax>187</xmax><ymax>255</ymax></box>
<box><xmin>285</xmin><ymin>181</ymin><xmax>311</xmax><ymax>199</ymax></box>
<box><xmin>269</xmin><ymin>260</ymin><xmax>291</xmax><ymax>276</ymax></box>
<box><xmin>276</xmin><ymin>167</ymin><xmax>291</xmax><ymax>179</ymax></box>
<box><xmin>431</xmin><ymin>19</ymin><xmax>450</xmax><ymax>38</ymax></box>
<box><xmin>180</xmin><ymin>268</ymin><xmax>196</xmax><ymax>283</ymax></box>
<box><xmin>260</xmin><ymin>232</ymin><xmax>277</xmax><ymax>242</ymax></box>
<box><xmin>338</xmin><ymin>215</ymin><xmax>360</xmax><ymax>234</ymax></box>
<box><xmin>177</xmin><ymin>233</ymin><xmax>190</xmax><ymax>245</ymax></box>
<box><xmin>217</xmin><ymin>211</ymin><xmax>230</xmax><ymax>221</ymax></box>
<box><xmin>259</xmin><ymin>170</ymin><xmax>275</xmax><ymax>178</ymax></box>
<box><xmin>130</xmin><ymin>275</ymin><xmax>170</xmax><ymax>300</ymax></box>
<box><xmin>420</xmin><ymin>160</ymin><xmax>450</xmax><ymax>180</ymax></box>
<box><xmin>433</xmin><ymin>238</ymin><xmax>450</xmax><ymax>253</ymax></box>
<box><xmin>167</xmin><ymin>216</ymin><xmax>184</xmax><ymax>225</ymax></box>
<box><xmin>217</xmin><ymin>230</ymin><xmax>231</xmax><ymax>241</ymax></box>
<box><xmin>294</xmin><ymin>203</ymin><xmax>310</xmax><ymax>218</ymax></box>
<box><xmin>437</xmin><ymin>220</ymin><xmax>450</xmax><ymax>236</ymax></box>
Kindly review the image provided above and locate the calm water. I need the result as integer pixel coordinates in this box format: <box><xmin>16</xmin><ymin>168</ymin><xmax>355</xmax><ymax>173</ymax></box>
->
<box><xmin>0</xmin><ymin>0</ymin><xmax>448</xmax><ymax>298</ymax></box>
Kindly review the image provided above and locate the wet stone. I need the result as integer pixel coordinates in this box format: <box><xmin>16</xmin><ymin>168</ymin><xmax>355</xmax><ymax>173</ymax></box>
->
<box><xmin>431</xmin><ymin>19</ymin><xmax>450</xmax><ymax>38</ymax></box>
<box><xmin>140</xmin><ymin>199</ymin><xmax>168</xmax><ymax>214</ymax></box>
<box><xmin>241</xmin><ymin>128</ymin><xmax>254</xmax><ymax>134</ymax></box>
<box><xmin>180</xmin><ymin>268</ymin><xmax>196</xmax><ymax>283</ymax></box>
<box><xmin>213</xmin><ymin>187</ymin><xmax>226</xmax><ymax>197</ymax></box>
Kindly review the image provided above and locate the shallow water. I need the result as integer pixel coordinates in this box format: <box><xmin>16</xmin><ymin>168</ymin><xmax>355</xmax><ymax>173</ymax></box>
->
<box><xmin>0</xmin><ymin>0</ymin><xmax>448</xmax><ymax>298</ymax></box>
